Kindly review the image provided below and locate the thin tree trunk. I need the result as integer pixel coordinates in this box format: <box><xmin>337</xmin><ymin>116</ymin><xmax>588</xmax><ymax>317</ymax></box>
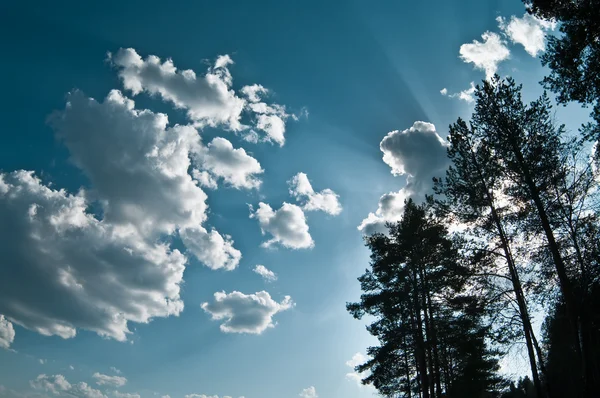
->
<box><xmin>467</xmin><ymin>140</ymin><xmax>546</xmax><ymax>398</ymax></box>
<box><xmin>507</xmin><ymin>136</ymin><xmax>585</xmax><ymax>393</ymax></box>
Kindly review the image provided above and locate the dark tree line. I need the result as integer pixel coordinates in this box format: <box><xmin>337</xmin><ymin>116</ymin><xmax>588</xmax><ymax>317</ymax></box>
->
<box><xmin>347</xmin><ymin>6</ymin><xmax>600</xmax><ymax>393</ymax></box>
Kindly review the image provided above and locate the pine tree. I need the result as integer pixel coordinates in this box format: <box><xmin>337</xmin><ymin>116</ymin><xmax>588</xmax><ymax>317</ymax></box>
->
<box><xmin>347</xmin><ymin>200</ymin><xmax>501</xmax><ymax>398</ymax></box>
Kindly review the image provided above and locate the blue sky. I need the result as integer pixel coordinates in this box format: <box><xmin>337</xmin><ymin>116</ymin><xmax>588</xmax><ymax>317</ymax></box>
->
<box><xmin>0</xmin><ymin>1</ymin><xmax>591</xmax><ymax>398</ymax></box>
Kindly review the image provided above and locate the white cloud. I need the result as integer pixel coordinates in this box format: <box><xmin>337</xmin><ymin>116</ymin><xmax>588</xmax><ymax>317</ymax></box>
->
<box><xmin>112</xmin><ymin>392</ymin><xmax>140</xmax><ymax>398</ymax></box>
<box><xmin>0</xmin><ymin>88</ymin><xmax>251</xmax><ymax>343</ymax></box>
<box><xmin>0</xmin><ymin>315</ymin><xmax>15</xmax><ymax>350</ymax></box>
<box><xmin>459</xmin><ymin>32</ymin><xmax>510</xmax><ymax>80</ymax></box>
<box><xmin>253</xmin><ymin>265</ymin><xmax>277</xmax><ymax>282</ymax></box>
<box><xmin>345</xmin><ymin>352</ymin><xmax>376</xmax><ymax>392</ymax></box>
<box><xmin>498</xmin><ymin>14</ymin><xmax>556</xmax><ymax>57</ymax></box>
<box><xmin>441</xmin><ymin>81</ymin><xmax>476</xmax><ymax>103</ymax></box>
<box><xmin>197</xmin><ymin>137</ymin><xmax>263</xmax><ymax>189</ymax></box>
<box><xmin>180</xmin><ymin>227</ymin><xmax>241</xmax><ymax>271</ymax></box>
<box><xmin>241</xmin><ymin>84</ymin><xmax>268</xmax><ymax>103</ymax></box>
<box><xmin>51</xmin><ymin>89</ymin><xmax>207</xmax><ymax>237</ymax></box>
<box><xmin>70</xmin><ymin>366</ymin><xmax>75</xmax><ymax>371</ymax></box>
<box><xmin>201</xmin><ymin>291</ymin><xmax>293</xmax><ymax>334</ymax></box>
<box><xmin>250</xmin><ymin>203</ymin><xmax>314</xmax><ymax>249</ymax></box>
<box><xmin>359</xmin><ymin>122</ymin><xmax>449</xmax><ymax>234</ymax></box>
<box><xmin>111</xmin><ymin>48</ymin><xmax>297</xmax><ymax>145</ymax></box>
<box><xmin>299</xmin><ymin>386</ymin><xmax>318</xmax><ymax>398</ymax></box>
<box><xmin>39</xmin><ymin>359</ymin><xmax>47</xmax><ymax>365</ymax></box>
<box><xmin>254</xmin><ymin>114</ymin><xmax>287</xmax><ymax>146</ymax></box>
<box><xmin>31</xmin><ymin>374</ymin><xmax>106</xmax><ymax>398</ymax></box>
<box><xmin>109</xmin><ymin>367</ymin><xmax>121</xmax><ymax>375</ymax></box>
<box><xmin>288</xmin><ymin>173</ymin><xmax>342</xmax><ymax>215</ymax></box>
<box><xmin>192</xmin><ymin>169</ymin><xmax>218</xmax><ymax>190</ymax></box>
<box><xmin>184</xmin><ymin>395</ymin><xmax>218</xmax><ymax>398</ymax></box>
<box><xmin>0</xmin><ymin>171</ymin><xmax>187</xmax><ymax>341</ymax></box>
<box><xmin>93</xmin><ymin>373</ymin><xmax>127</xmax><ymax>387</ymax></box>
<box><xmin>110</xmin><ymin>48</ymin><xmax>246</xmax><ymax>131</ymax></box>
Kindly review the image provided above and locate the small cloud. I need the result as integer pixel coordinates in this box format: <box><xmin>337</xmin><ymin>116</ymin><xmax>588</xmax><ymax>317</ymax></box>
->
<box><xmin>498</xmin><ymin>13</ymin><xmax>556</xmax><ymax>57</ymax></box>
<box><xmin>39</xmin><ymin>359</ymin><xmax>46</xmax><ymax>365</ymax></box>
<box><xmin>93</xmin><ymin>372</ymin><xmax>127</xmax><ymax>387</ymax></box>
<box><xmin>459</xmin><ymin>32</ymin><xmax>510</xmax><ymax>80</ymax></box>
<box><xmin>441</xmin><ymin>82</ymin><xmax>476</xmax><ymax>103</ymax></box>
<box><xmin>250</xmin><ymin>202</ymin><xmax>314</xmax><ymax>249</ymax></box>
<box><xmin>299</xmin><ymin>386</ymin><xmax>318</xmax><ymax>398</ymax></box>
<box><xmin>288</xmin><ymin>173</ymin><xmax>342</xmax><ymax>216</ymax></box>
<box><xmin>253</xmin><ymin>265</ymin><xmax>277</xmax><ymax>282</ymax></box>
<box><xmin>440</xmin><ymin>88</ymin><xmax>448</xmax><ymax>95</ymax></box>
<box><xmin>202</xmin><ymin>291</ymin><xmax>293</xmax><ymax>334</ymax></box>
<box><xmin>110</xmin><ymin>367</ymin><xmax>121</xmax><ymax>375</ymax></box>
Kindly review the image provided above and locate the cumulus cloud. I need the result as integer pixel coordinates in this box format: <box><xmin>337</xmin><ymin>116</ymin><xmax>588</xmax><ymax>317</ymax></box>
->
<box><xmin>288</xmin><ymin>173</ymin><xmax>342</xmax><ymax>215</ymax></box>
<box><xmin>0</xmin><ymin>315</ymin><xmax>15</xmax><ymax>350</ymax></box>
<box><xmin>250</xmin><ymin>203</ymin><xmax>314</xmax><ymax>249</ymax></box>
<box><xmin>0</xmin><ymin>88</ymin><xmax>253</xmax><ymax>343</ymax></box>
<box><xmin>459</xmin><ymin>32</ymin><xmax>510</xmax><ymax>80</ymax></box>
<box><xmin>31</xmin><ymin>374</ymin><xmax>106</xmax><ymax>398</ymax></box>
<box><xmin>51</xmin><ymin>90</ymin><xmax>241</xmax><ymax>268</ymax></box>
<box><xmin>110</xmin><ymin>48</ymin><xmax>245</xmax><ymax>130</ymax></box>
<box><xmin>201</xmin><ymin>291</ymin><xmax>293</xmax><ymax>334</ymax></box>
<box><xmin>111</xmin><ymin>48</ymin><xmax>297</xmax><ymax>145</ymax></box>
<box><xmin>299</xmin><ymin>386</ymin><xmax>318</xmax><ymax>398</ymax></box>
<box><xmin>359</xmin><ymin>122</ymin><xmax>449</xmax><ymax>234</ymax></box>
<box><xmin>253</xmin><ymin>265</ymin><xmax>277</xmax><ymax>282</ymax></box>
<box><xmin>197</xmin><ymin>137</ymin><xmax>263</xmax><ymax>189</ymax></box>
<box><xmin>441</xmin><ymin>81</ymin><xmax>476</xmax><ymax>103</ymax></box>
<box><xmin>192</xmin><ymin>170</ymin><xmax>218</xmax><ymax>190</ymax></box>
<box><xmin>93</xmin><ymin>373</ymin><xmax>127</xmax><ymax>388</ymax></box>
<box><xmin>109</xmin><ymin>368</ymin><xmax>121</xmax><ymax>375</ymax></box>
<box><xmin>498</xmin><ymin>14</ymin><xmax>556</xmax><ymax>57</ymax></box>
<box><xmin>51</xmin><ymin>90</ymin><xmax>207</xmax><ymax>236</ymax></box>
<box><xmin>180</xmin><ymin>227</ymin><xmax>241</xmax><ymax>271</ymax></box>
<box><xmin>0</xmin><ymin>170</ymin><xmax>186</xmax><ymax>341</ymax></box>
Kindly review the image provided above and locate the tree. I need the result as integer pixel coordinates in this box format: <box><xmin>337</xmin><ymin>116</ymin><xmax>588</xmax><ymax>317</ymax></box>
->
<box><xmin>347</xmin><ymin>200</ymin><xmax>502</xmax><ymax>398</ymax></box>
<box><xmin>433</xmin><ymin>103</ymin><xmax>546</xmax><ymax>397</ymax></box>
<box><xmin>469</xmin><ymin>76</ymin><xmax>600</xmax><ymax>395</ymax></box>
<box><xmin>524</xmin><ymin>0</ymin><xmax>600</xmax><ymax>132</ymax></box>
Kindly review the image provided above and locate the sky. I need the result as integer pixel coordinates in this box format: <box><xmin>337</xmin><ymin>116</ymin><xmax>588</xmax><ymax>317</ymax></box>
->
<box><xmin>0</xmin><ymin>1</ymin><xmax>592</xmax><ymax>398</ymax></box>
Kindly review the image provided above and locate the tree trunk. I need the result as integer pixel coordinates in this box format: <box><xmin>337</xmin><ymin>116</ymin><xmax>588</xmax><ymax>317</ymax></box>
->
<box><xmin>468</xmin><ymin>141</ymin><xmax>546</xmax><ymax>398</ymax></box>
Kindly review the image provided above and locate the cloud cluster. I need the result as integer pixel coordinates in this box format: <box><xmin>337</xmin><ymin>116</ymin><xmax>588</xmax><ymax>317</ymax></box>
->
<box><xmin>0</xmin><ymin>315</ymin><xmax>14</xmax><ymax>350</ymax></box>
<box><xmin>201</xmin><ymin>291</ymin><xmax>293</xmax><ymax>334</ymax></box>
<box><xmin>0</xmin><ymin>47</ymin><xmax>306</xmax><ymax>348</ymax></box>
<box><xmin>250</xmin><ymin>202</ymin><xmax>314</xmax><ymax>249</ymax></box>
<box><xmin>249</xmin><ymin>172</ymin><xmax>341</xmax><ymax>249</ymax></box>
<box><xmin>498</xmin><ymin>13</ymin><xmax>556</xmax><ymax>57</ymax></box>
<box><xmin>0</xmin><ymin>86</ymin><xmax>254</xmax><ymax>342</ymax></box>
<box><xmin>31</xmin><ymin>374</ymin><xmax>106</xmax><ymax>398</ymax></box>
<box><xmin>288</xmin><ymin>173</ymin><xmax>342</xmax><ymax>215</ymax></box>
<box><xmin>253</xmin><ymin>265</ymin><xmax>277</xmax><ymax>282</ymax></box>
<box><xmin>359</xmin><ymin>122</ymin><xmax>449</xmax><ymax>234</ymax></box>
<box><xmin>111</xmin><ymin>48</ymin><xmax>296</xmax><ymax>146</ymax></box>
<box><xmin>459</xmin><ymin>32</ymin><xmax>510</xmax><ymax>80</ymax></box>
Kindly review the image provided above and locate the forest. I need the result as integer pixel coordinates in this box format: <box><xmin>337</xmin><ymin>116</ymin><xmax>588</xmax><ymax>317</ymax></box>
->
<box><xmin>347</xmin><ymin>1</ymin><xmax>600</xmax><ymax>397</ymax></box>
